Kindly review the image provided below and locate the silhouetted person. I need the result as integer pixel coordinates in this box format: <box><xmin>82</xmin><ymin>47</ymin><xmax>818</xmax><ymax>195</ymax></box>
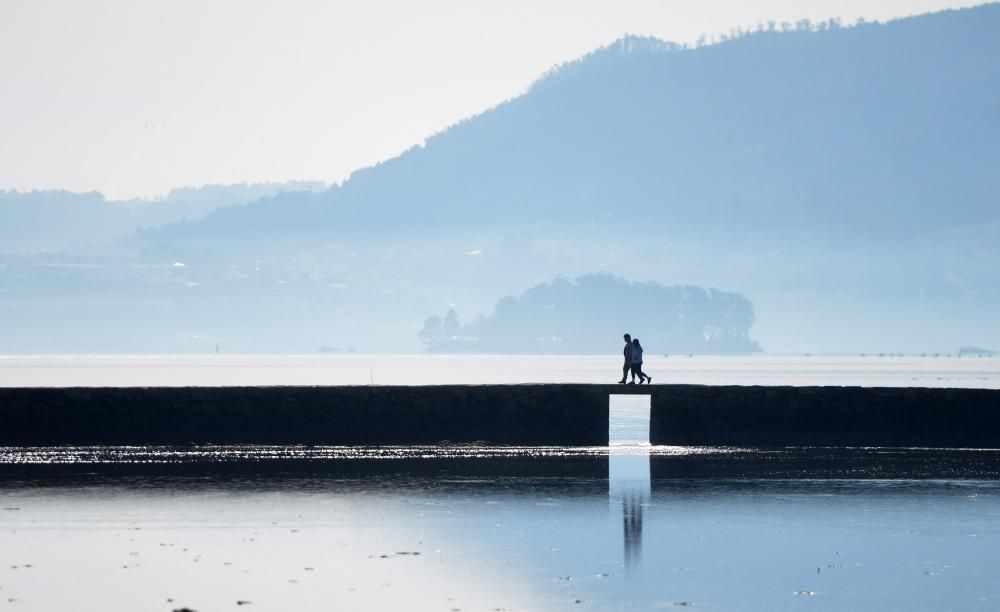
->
<box><xmin>630</xmin><ymin>338</ymin><xmax>650</xmax><ymax>384</ymax></box>
<box><xmin>618</xmin><ymin>333</ymin><xmax>632</xmax><ymax>384</ymax></box>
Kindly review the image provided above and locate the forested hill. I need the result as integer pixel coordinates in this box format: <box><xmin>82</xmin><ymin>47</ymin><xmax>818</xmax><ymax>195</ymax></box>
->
<box><xmin>420</xmin><ymin>275</ymin><xmax>761</xmax><ymax>354</ymax></box>
<box><xmin>137</xmin><ymin>3</ymin><xmax>1000</xmax><ymax>245</ymax></box>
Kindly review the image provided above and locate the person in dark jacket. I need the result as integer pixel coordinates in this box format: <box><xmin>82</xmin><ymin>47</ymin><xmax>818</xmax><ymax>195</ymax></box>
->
<box><xmin>618</xmin><ymin>333</ymin><xmax>632</xmax><ymax>384</ymax></box>
<box><xmin>630</xmin><ymin>338</ymin><xmax>651</xmax><ymax>384</ymax></box>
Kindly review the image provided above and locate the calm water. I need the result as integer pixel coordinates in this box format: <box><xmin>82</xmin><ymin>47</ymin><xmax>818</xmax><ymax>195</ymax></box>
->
<box><xmin>1</xmin><ymin>354</ymin><xmax>998</xmax><ymax>388</ymax></box>
<box><xmin>2</xmin><ymin>357</ymin><xmax>1000</xmax><ymax>610</ymax></box>
<box><xmin>3</xmin><ymin>444</ymin><xmax>1000</xmax><ymax>611</ymax></box>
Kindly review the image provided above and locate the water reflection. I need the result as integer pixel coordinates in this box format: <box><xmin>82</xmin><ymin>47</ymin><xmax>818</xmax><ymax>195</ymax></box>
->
<box><xmin>609</xmin><ymin>447</ymin><xmax>651</xmax><ymax>572</ymax></box>
<box><xmin>622</xmin><ymin>491</ymin><xmax>644</xmax><ymax>570</ymax></box>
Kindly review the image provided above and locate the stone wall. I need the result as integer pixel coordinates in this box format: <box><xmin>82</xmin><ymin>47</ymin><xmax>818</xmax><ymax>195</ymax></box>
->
<box><xmin>0</xmin><ymin>385</ymin><xmax>609</xmax><ymax>446</ymax></box>
<box><xmin>2</xmin><ymin>384</ymin><xmax>998</xmax><ymax>448</ymax></box>
<box><xmin>649</xmin><ymin>385</ymin><xmax>1000</xmax><ymax>447</ymax></box>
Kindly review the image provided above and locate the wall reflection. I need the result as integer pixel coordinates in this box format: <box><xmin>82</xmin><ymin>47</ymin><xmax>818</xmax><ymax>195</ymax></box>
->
<box><xmin>609</xmin><ymin>447</ymin><xmax>651</xmax><ymax>572</ymax></box>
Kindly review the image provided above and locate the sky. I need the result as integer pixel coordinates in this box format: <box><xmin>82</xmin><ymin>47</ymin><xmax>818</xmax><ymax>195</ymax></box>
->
<box><xmin>0</xmin><ymin>0</ymin><xmax>987</xmax><ymax>200</ymax></box>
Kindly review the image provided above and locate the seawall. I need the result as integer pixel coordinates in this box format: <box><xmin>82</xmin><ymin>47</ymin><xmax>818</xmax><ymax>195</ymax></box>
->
<box><xmin>1</xmin><ymin>384</ymin><xmax>999</xmax><ymax>447</ymax></box>
<box><xmin>650</xmin><ymin>385</ymin><xmax>1000</xmax><ymax>447</ymax></box>
<box><xmin>0</xmin><ymin>385</ymin><xmax>610</xmax><ymax>446</ymax></box>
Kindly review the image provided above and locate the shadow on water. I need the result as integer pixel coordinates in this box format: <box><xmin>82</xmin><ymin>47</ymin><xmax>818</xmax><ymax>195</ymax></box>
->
<box><xmin>0</xmin><ymin>447</ymin><xmax>611</xmax><ymax>495</ymax></box>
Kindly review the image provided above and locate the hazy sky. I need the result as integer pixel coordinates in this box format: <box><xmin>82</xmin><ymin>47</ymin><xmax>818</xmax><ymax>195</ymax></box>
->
<box><xmin>0</xmin><ymin>0</ymin><xmax>986</xmax><ymax>199</ymax></box>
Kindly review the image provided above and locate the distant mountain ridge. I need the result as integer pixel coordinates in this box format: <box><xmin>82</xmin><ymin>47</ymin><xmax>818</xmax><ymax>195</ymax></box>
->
<box><xmin>138</xmin><ymin>4</ymin><xmax>999</xmax><ymax>244</ymax></box>
<box><xmin>0</xmin><ymin>182</ymin><xmax>325</xmax><ymax>253</ymax></box>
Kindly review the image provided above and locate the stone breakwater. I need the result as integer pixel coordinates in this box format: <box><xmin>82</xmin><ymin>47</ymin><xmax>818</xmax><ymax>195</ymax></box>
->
<box><xmin>0</xmin><ymin>385</ymin><xmax>611</xmax><ymax>446</ymax></box>
<box><xmin>0</xmin><ymin>384</ymin><xmax>998</xmax><ymax>447</ymax></box>
<box><xmin>651</xmin><ymin>385</ymin><xmax>1000</xmax><ymax>447</ymax></box>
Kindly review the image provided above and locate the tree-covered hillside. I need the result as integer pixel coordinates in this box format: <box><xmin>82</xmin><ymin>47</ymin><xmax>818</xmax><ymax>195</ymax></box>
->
<box><xmin>420</xmin><ymin>275</ymin><xmax>760</xmax><ymax>354</ymax></box>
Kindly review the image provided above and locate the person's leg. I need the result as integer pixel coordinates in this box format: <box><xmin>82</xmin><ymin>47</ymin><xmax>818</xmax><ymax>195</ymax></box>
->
<box><xmin>620</xmin><ymin>363</ymin><xmax>629</xmax><ymax>384</ymax></box>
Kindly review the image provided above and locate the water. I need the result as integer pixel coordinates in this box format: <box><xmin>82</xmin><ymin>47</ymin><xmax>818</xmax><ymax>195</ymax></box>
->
<box><xmin>4</xmin><ymin>445</ymin><xmax>1000</xmax><ymax>611</ymax></box>
<box><xmin>1</xmin><ymin>354</ymin><xmax>998</xmax><ymax>388</ymax></box>
<box><xmin>2</xmin><ymin>356</ymin><xmax>1000</xmax><ymax>610</ymax></box>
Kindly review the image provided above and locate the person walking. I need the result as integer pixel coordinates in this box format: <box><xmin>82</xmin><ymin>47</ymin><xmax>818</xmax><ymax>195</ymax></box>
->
<box><xmin>618</xmin><ymin>333</ymin><xmax>632</xmax><ymax>384</ymax></box>
<box><xmin>630</xmin><ymin>338</ymin><xmax>651</xmax><ymax>384</ymax></box>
